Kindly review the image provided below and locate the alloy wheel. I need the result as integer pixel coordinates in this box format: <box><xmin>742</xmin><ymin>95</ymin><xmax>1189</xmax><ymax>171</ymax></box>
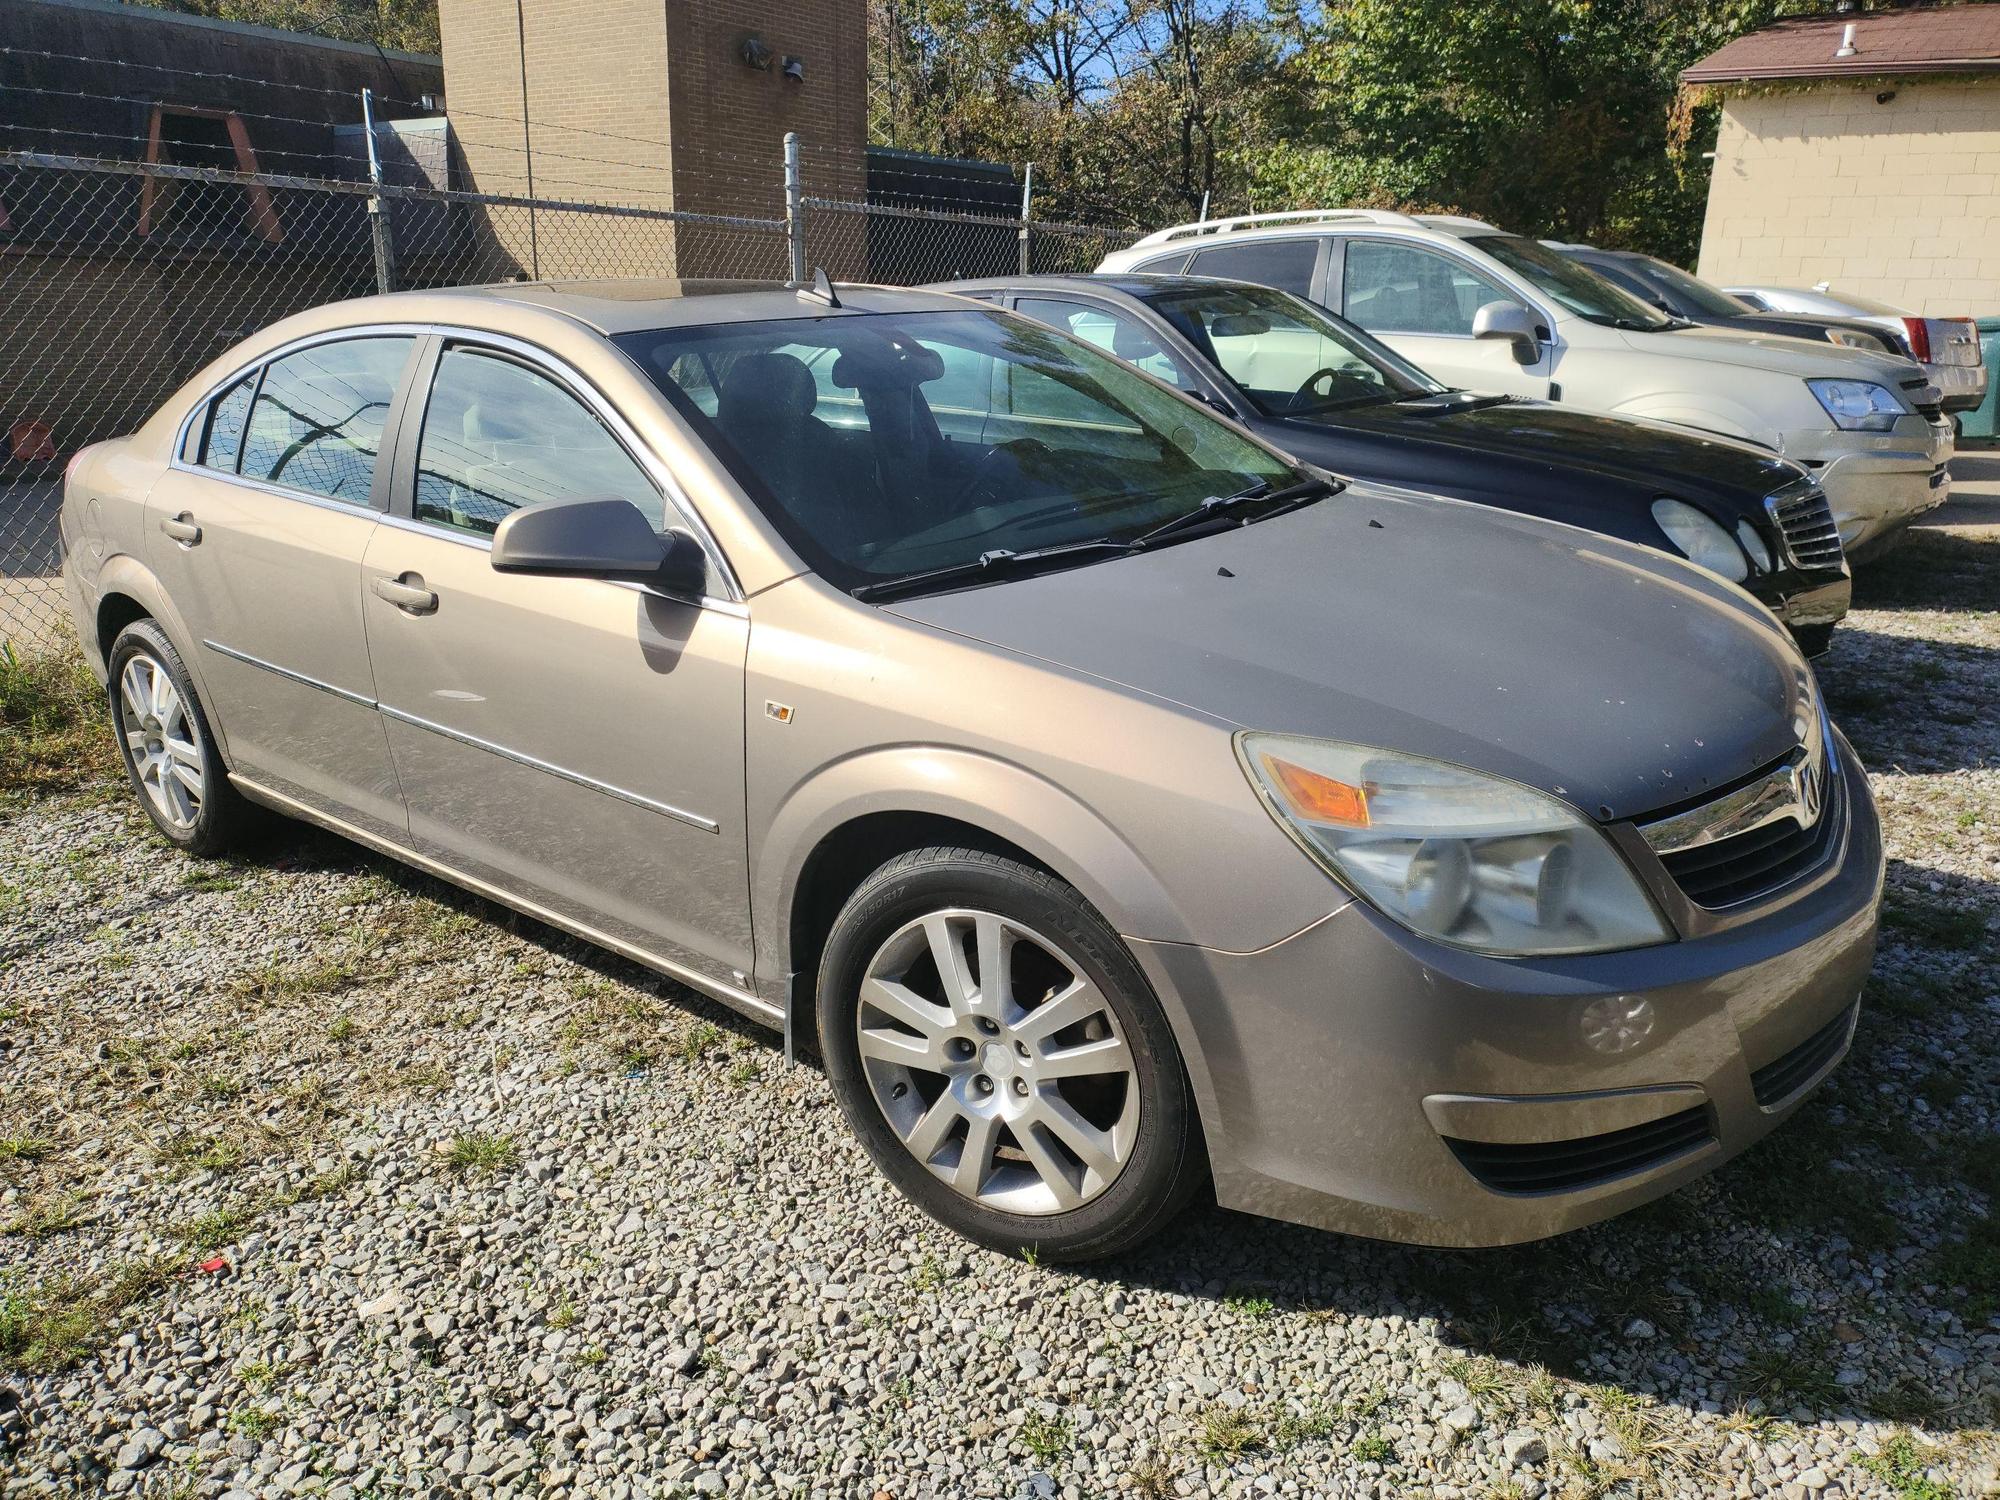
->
<box><xmin>118</xmin><ymin>653</ymin><xmax>204</xmax><ymax>831</ymax></box>
<box><xmin>856</xmin><ymin>908</ymin><xmax>1140</xmax><ymax>1216</ymax></box>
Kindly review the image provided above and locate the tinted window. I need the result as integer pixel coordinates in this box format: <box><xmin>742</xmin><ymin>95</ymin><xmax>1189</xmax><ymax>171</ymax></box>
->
<box><xmin>1187</xmin><ymin>239</ymin><xmax>1319</xmax><ymax>298</ymax></box>
<box><xmin>238</xmin><ymin>337</ymin><xmax>412</xmax><ymax>503</ymax></box>
<box><xmin>1341</xmin><ymin>241</ymin><xmax>1515</xmax><ymax>336</ymax></box>
<box><xmin>1466</xmin><ymin>235</ymin><xmax>1671</xmax><ymax>328</ymax></box>
<box><xmin>618</xmin><ymin>309</ymin><xmax>1298</xmax><ymax>595</ymax></box>
<box><xmin>200</xmin><ymin>374</ymin><xmax>255</xmax><ymax>471</ymax></box>
<box><xmin>1627</xmin><ymin>258</ymin><xmax>1750</xmax><ymax>318</ymax></box>
<box><xmin>1016</xmin><ymin>298</ymin><xmax>1198</xmax><ymax>391</ymax></box>
<box><xmin>415</xmin><ymin>347</ymin><xmax>664</xmax><ymax>538</ymax></box>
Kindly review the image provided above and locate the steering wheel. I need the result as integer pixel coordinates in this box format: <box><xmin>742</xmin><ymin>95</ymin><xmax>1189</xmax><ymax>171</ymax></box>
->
<box><xmin>1294</xmin><ymin>367</ymin><xmax>1351</xmax><ymax>402</ymax></box>
<box><xmin>948</xmin><ymin>437</ymin><xmax>1055</xmax><ymax>510</ymax></box>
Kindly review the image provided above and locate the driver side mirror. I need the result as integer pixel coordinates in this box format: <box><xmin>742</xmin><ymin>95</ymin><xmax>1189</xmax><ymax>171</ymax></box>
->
<box><xmin>1471</xmin><ymin>301</ymin><xmax>1542</xmax><ymax>366</ymax></box>
<box><xmin>491</xmin><ymin>496</ymin><xmax>708</xmax><ymax>599</ymax></box>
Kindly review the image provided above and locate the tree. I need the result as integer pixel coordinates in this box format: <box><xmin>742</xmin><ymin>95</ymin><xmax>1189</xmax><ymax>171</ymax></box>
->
<box><xmin>124</xmin><ymin>0</ymin><xmax>440</xmax><ymax>54</ymax></box>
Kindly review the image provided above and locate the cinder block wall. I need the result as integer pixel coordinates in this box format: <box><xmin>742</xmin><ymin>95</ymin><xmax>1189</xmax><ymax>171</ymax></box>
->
<box><xmin>439</xmin><ymin>0</ymin><xmax>865</xmax><ymax>279</ymax></box>
<box><xmin>1694</xmin><ymin>81</ymin><xmax>2000</xmax><ymax>315</ymax></box>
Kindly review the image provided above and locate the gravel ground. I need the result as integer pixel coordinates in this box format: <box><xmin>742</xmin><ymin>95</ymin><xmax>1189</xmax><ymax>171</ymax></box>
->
<box><xmin>2</xmin><ymin>499</ymin><xmax>1997</xmax><ymax>1499</ymax></box>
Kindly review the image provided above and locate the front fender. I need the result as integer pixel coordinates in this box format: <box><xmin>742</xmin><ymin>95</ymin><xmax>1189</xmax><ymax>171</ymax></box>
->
<box><xmin>1604</xmin><ymin>397</ymin><xmax>1765</xmax><ymax>447</ymax></box>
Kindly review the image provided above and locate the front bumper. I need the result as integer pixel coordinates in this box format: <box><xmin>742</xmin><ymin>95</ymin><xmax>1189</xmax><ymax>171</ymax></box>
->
<box><xmin>1783</xmin><ymin>416</ymin><xmax>1952</xmax><ymax>558</ymax></box>
<box><xmin>1129</xmin><ymin>736</ymin><xmax>1883</xmax><ymax>1248</ymax></box>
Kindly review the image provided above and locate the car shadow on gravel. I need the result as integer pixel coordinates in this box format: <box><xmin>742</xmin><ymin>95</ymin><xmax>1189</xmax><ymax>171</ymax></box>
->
<box><xmin>1077</xmin><ymin>854</ymin><xmax>1998</xmax><ymax>1439</ymax></box>
<box><xmin>1817</xmin><ymin>625</ymin><xmax>1996</xmax><ymax>775</ymax></box>
<box><xmin>1846</xmin><ymin>525</ymin><xmax>2000</xmax><ymax>617</ymax></box>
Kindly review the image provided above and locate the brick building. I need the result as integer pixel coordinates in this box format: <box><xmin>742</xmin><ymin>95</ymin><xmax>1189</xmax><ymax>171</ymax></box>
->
<box><xmin>1685</xmin><ymin>5</ymin><xmax>2000</xmax><ymax>315</ymax></box>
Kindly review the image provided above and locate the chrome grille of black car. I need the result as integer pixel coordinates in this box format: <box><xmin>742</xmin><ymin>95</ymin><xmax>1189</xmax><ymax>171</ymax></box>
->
<box><xmin>1765</xmin><ymin>486</ymin><xmax>1844</xmax><ymax>570</ymax></box>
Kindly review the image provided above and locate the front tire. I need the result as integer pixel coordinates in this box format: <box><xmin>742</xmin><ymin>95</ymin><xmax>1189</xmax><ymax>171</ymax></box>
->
<box><xmin>818</xmin><ymin>847</ymin><xmax>1204</xmax><ymax>1261</ymax></box>
<box><xmin>107</xmin><ymin>620</ymin><xmax>248</xmax><ymax>856</ymax></box>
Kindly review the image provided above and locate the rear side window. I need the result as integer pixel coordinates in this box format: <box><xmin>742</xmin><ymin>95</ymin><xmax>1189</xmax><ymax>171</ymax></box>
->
<box><xmin>414</xmin><ymin>347</ymin><xmax>665</xmax><ymax>538</ymax></box>
<box><xmin>237</xmin><ymin>336</ymin><xmax>413</xmax><ymax>504</ymax></box>
<box><xmin>1187</xmin><ymin>239</ymin><xmax>1319</xmax><ymax>299</ymax></box>
<box><xmin>197</xmin><ymin>374</ymin><xmax>255</xmax><ymax>471</ymax></box>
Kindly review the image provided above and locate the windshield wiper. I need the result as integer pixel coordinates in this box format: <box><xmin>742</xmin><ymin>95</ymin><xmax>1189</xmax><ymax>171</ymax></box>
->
<box><xmin>1129</xmin><ymin>476</ymin><xmax>1335</xmax><ymax>549</ymax></box>
<box><xmin>851</xmin><ymin>538</ymin><xmax>1135</xmax><ymax>603</ymax></box>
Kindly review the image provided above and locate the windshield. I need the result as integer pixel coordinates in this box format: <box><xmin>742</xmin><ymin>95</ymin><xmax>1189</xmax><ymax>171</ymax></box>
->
<box><xmin>1470</xmin><ymin>235</ymin><xmax>1676</xmax><ymax>330</ymax></box>
<box><xmin>1143</xmin><ymin>282</ymin><xmax>1444</xmax><ymax>416</ymax></box>
<box><xmin>1628</xmin><ymin>257</ymin><xmax>1750</xmax><ymax>318</ymax></box>
<box><xmin>617</xmin><ymin>309</ymin><xmax>1301</xmax><ymax>594</ymax></box>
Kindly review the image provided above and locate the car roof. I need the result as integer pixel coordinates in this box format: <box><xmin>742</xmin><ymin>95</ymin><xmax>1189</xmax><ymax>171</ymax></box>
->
<box><xmin>361</xmin><ymin>278</ymin><xmax>981</xmax><ymax>336</ymax></box>
<box><xmin>932</xmin><ymin>272</ymin><xmax>1239</xmax><ymax>302</ymax></box>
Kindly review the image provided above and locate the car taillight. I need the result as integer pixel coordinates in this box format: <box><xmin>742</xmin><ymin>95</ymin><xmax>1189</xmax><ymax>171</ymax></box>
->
<box><xmin>1901</xmin><ymin>316</ymin><xmax>1931</xmax><ymax>362</ymax></box>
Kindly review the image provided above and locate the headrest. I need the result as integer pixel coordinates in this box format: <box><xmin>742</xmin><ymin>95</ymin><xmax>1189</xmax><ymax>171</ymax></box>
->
<box><xmin>719</xmin><ymin>352</ymin><xmax>817</xmax><ymax>419</ymax></box>
<box><xmin>831</xmin><ymin>342</ymin><xmax>945</xmax><ymax>389</ymax></box>
<box><xmin>1110</xmin><ymin>320</ymin><xmax>1162</xmax><ymax>362</ymax></box>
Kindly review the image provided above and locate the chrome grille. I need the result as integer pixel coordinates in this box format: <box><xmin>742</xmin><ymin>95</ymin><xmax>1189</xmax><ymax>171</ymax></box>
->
<box><xmin>1640</xmin><ymin>710</ymin><xmax>1844</xmax><ymax>909</ymax></box>
<box><xmin>1764</xmin><ymin>486</ymin><xmax>1845</xmax><ymax>570</ymax></box>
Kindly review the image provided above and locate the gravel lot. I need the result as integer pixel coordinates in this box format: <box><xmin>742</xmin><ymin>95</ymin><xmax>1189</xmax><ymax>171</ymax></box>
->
<box><xmin>3</xmin><ymin>484</ymin><xmax>1997</xmax><ymax>1499</ymax></box>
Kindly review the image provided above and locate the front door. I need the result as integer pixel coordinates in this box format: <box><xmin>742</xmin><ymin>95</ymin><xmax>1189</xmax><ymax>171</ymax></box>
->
<box><xmin>1335</xmin><ymin>238</ymin><xmax>1554</xmax><ymax>399</ymax></box>
<box><xmin>360</xmin><ymin>339</ymin><xmax>754</xmax><ymax>988</ymax></box>
<box><xmin>145</xmin><ymin>334</ymin><xmax>417</xmax><ymax>839</ymax></box>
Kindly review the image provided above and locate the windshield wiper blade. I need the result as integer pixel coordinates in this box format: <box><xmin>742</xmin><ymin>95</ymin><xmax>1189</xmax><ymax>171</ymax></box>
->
<box><xmin>1130</xmin><ymin>477</ymin><xmax>1335</xmax><ymax>549</ymax></box>
<box><xmin>851</xmin><ymin>538</ymin><xmax>1134</xmax><ymax>603</ymax></box>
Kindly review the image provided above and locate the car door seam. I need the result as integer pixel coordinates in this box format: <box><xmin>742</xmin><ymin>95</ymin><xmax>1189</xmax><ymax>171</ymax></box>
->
<box><xmin>375</xmin><ymin>703</ymin><xmax>720</xmax><ymax>834</ymax></box>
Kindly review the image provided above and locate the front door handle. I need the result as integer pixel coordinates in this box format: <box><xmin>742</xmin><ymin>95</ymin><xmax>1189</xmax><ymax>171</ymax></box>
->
<box><xmin>160</xmin><ymin>513</ymin><xmax>201</xmax><ymax>546</ymax></box>
<box><xmin>371</xmin><ymin>573</ymin><xmax>438</xmax><ymax>614</ymax></box>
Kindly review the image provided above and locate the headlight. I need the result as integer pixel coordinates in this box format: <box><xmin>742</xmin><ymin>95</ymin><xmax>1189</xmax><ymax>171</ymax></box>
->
<box><xmin>1824</xmin><ymin>328</ymin><xmax>1891</xmax><ymax>355</ymax></box>
<box><xmin>1237</xmin><ymin>735</ymin><xmax>1673</xmax><ymax>956</ymax></box>
<box><xmin>1735</xmin><ymin>518</ymin><xmax>1774</xmax><ymax>573</ymax></box>
<box><xmin>1652</xmin><ymin>498</ymin><xmax>1749</xmax><ymax>581</ymax></box>
<box><xmin>1806</xmin><ymin>378</ymin><xmax>1905</xmax><ymax>432</ymax></box>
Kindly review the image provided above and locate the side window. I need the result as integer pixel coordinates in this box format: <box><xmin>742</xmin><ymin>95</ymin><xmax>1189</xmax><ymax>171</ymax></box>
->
<box><xmin>237</xmin><ymin>337</ymin><xmax>412</xmax><ymax>503</ymax></box>
<box><xmin>415</xmin><ymin>347</ymin><xmax>666</xmax><ymax>539</ymax></box>
<box><xmin>1134</xmin><ymin>252</ymin><xmax>1191</xmax><ymax>274</ymax></box>
<box><xmin>1015</xmin><ymin>298</ymin><xmax>1198</xmax><ymax>391</ymax></box>
<box><xmin>197</xmin><ymin>374</ymin><xmax>255</xmax><ymax>471</ymax></box>
<box><xmin>1187</xmin><ymin>239</ymin><xmax>1319</xmax><ymax>299</ymax></box>
<box><xmin>1341</xmin><ymin>241</ymin><xmax>1515</xmax><ymax>336</ymax></box>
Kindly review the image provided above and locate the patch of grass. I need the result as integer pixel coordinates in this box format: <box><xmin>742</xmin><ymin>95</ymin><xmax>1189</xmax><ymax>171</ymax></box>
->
<box><xmin>1350</xmin><ymin>1432</ymin><xmax>1393</xmax><ymax>1464</ymax></box>
<box><xmin>157</xmin><ymin>1134</ymin><xmax>246</xmax><ymax>1176</ymax></box>
<box><xmin>573</xmin><ymin>1344</ymin><xmax>607</xmax><ymax>1368</ymax></box>
<box><xmin>1931</xmin><ymin>1232</ymin><xmax>2000</xmax><ymax>1325</ymax></box>
<box><xmin>726</xmin><ymin>1059</ymin><xmax>761</xmax><ymax>1087</ymax></box>
<box><xmin>0</xmin><ymin>1134</ymin><xmax>54</xmax><ymax>1164</ymax></box>
<box><xmin>0</xmin><ymin>1257</ymin><xmax>179</xmax><ymax>1374</ymax></box>
<box><xmin>1737</xmin><ymin>1345</ymin><xmax>1838</xmax><ymax>1410</ymax></box>
<box><xmin>325</xmin><ymin>1015</ymin><xmax>357</xmax><ymax>1044</ymax></box>
<box><xmin>1440</xmin><ymin>1354</ymin><xmax>1511</xmax><ymax>1403</ymax></box>
<box><xmin>1125</xmin><ymin>1457</ymin><xmax>1177</xmax><ymax>1499</ymax></box>
<box><xmin>180</xmin><ymin>865</ymin><xmax>243</xmax><ymax>894</ymax></box>
<box><xmin>1859</xmin><ymin>1431</ymin><xmax>1954</xmax><ymax>1500</ymax></box>
<box><xmin>2</xmin><ymin>1191</ymin><xmax>90</xmax><ymax>1239</ymax></box>
<box><xmin>675</xmin><ymin>1022</ymin><xmax>723</xmax><ymax>1064</ymax></box>
<box><xmin>198</xmin><ymin>1073</ymin><xmax>244</xmax><ymax>1102</ymax></box>
<box><xmin>1744</xmin><ymin>1285</ymin><xmax>1807</xmax><ymax>1327</ymax></box>
<box><xmin>235</xmin><ymin>1357</ymin><xmax>284</xmax><ymax>1393</ymax></box>
<box><xmin>1196</xmin><ymin>1407</ymin><xmax>1264</xmax><ymax>1461</ymax></box>
<box><xmin>394</xmin><ymin>1061</ymin><xmax>450</xmax><ymax>1092</ymax></box>
<box><xmin>225</xmin><ymin>1405</ymin><xmax>283</xmax><ymax>1440</ymax></box>
<box><xmin>547</xmin><ymin>1295</ymin><xmax>578</xmax><ymax>1331</ymax></box>
<box><xmin>1019</xmin><ymin>1409</ymin><xmax>1072</xmax><ymax>1463</ymax></box>
<box><xmin>0</xmin><ymin>644</ymin><xmax>117</xmax><ymax>799</ymax></box>
<box><xmin>1271</xmin><ymin>1402</ymin><xmax>1338</xmax><ymax>1448</ymax></box>
<box><xmin>179</xmin><ymin>1205</ymin><xmax>256</xmax><ymax>1252</ymax></box>
<box><xmin>443</xmin><ymin>1132</ymin><xmax>519</xmax><ymax>1177</ymax></box>
<box><xmin>234</xmin><ymin>954</ymin><xmax>360</xmax><ymax>1002</ymax></box>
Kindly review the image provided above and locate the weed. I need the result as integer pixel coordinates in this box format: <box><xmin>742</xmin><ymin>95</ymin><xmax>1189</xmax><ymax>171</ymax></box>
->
<box><xmin>574</xmin><ymin>1344</ymin><xmax>607</xmax><ymax>1367</ymax></box>
<box><xmin>3</xmin><ymin>1191</ymin><xmax>89</xmax><ymax>1239</ymax></box>
<box><xmin>726</xmin><ymin>1059</ymin><xmax>761</xmax><ymax>1087</ymax></box>
<box><xmin>180</xmin><ymin>865</ymin><xmax>242</xmax><ymax>894</ymax></box>
<box><xmin>225</xmin><ymin>1405</ymin><xmax>283</xmax><ymax>1440</ymax></box>
<box><xmin>1859</xmin><ymin>1431</ymin><xmax>1953</xmax><ymax>1500</ymax></box>
<box><xmin>326</xmin><ymin>1016</ymin><xmax>357</xmax><ymax>1044</ymax></box>
<box><xmin>235</xmin><ymin>1358</ymin><xmax>283</xmax><ymax>1392</ymax></box>
<box><xmin>1737</xmin><ymin>1346</ymin><xmax>1838</xmax><ymax>1409</ymax></box>
<box><xmin>444</xmin><ymin>1133</ymin><xmax>520</xmax><ymax>1177</ymax></box>
<box><xmin>548</xmin><ymin>1295</ymin><xmax>579</xmax><ymax>1331</ymax></box>
<box><xmin>1196</xmin><ymin>1407</ymin><xmax>1263</xmax><ymax>1460</ymax></box>
<box><xmin>1350</xmin><ymin>1432</ymin><xmax>1393</xmax><ymax>1463</ymax></box>
<box><xmin>1020</xmin><ymin>1409</ymin><xmax>1072</xmax><ymax>1462</ymax></box>
<box><xmin>0</xmin><ymin>644</ymin><xmax>117</xmax><ymax>799</ymax></box>
<box><xmin>179</xmin><ymin>1205</ymin><xmax>255</xmax><ymax>1252</ymax></box>
<box><xmin>0</xmin><ymin>1257</ymin><xmax>179</xmax><ymax>1374</ymax></box>
<box><xmin>675</xmin><ymin>1022</ymin><xmax>723</xmax><ymax>1064</ymax></box>
<box><xmin>1223</xmin><ymin>1288</ymin><xmax>1276</xmax><ymax>1320</ymax></box>
<box><xmin>1271</xmin><ymin>1402</ymin><xmax>1337</xmax><ymax>1448</ymax></box>
<box><xmin>1744</xmin><ymin>1285</ymin><xmax>1807</xmax><ymax>1327</ymax></box>
<box><xmin>0</xmin><ymin>1135</ymin><xmax>54</xmax><ymax>1164</ymax></box>
<box><xmin>910</xmin><ymin>1254</ymin><xmax>947</xmax><ymax>1293</ymax></box>
<box><xmin>1931</xmin><ymin>1232</ymin><xmax>1999</xmax><ymax>1324</ymax></box>
<box><xmin>1125</xmin><ymin>1457</ymin><xmax>1177</xmax><ymax>1499</ymax></box>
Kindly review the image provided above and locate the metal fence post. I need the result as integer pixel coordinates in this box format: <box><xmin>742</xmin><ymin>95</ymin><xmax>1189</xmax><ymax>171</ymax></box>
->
<box><xmin>360</xmin><ymin>89</ymin><xmax>398</xmax><ymax>294</ymax></box>
<box><xmin>1017</xmin><ymin>161</ymin><xmax>1034</xmax><ymax>274</ymax></box>
<box><xmin>784</xmin><ymin>132</ymin><xmax>807</xmax><ymax>284</ymax></box>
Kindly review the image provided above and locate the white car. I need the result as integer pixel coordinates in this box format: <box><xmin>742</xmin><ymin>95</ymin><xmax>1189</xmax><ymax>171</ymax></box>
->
<box><xmin>1726</xmin><ymin>284</ymin><xmax>1987</xmax><ymax>418</ymax></box>
<box><xmin>1100</xmin><ymin>210</ymin><xmax>1954</xmax><ymax>559</ymax></box>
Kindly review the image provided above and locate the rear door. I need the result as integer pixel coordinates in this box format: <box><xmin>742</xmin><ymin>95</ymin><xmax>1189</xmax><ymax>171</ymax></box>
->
<box><xmin>1333</xmin><ymin>237</ymin><xmax>1553</xmax><ymax>398</ymax></box>
<box><xmin>145</xmin><ymin>332</ymin><xmax>419</xmax><ymax>839</ymax></box>
<box><xmin>360</xmin><ymin>334</ymin><xmax>755</xmax><ymax>991</ymax></box>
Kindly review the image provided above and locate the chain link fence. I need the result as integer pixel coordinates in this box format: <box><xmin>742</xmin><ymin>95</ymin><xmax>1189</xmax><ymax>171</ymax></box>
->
<box><xmin>0</xmin><ymin>147</ymin><xmax>1130</xmax><ymax>657</ymax></box>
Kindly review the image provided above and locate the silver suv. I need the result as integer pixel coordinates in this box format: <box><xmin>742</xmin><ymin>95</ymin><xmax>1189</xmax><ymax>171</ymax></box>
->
<box><xmin>1101</xmin><ymin>210</ymin><xmax>1954</xmax><ymax>560</ymax></box>
<box><xmin>63</xmin><ymin>280</ymin><xmax>1882</xmax><ymax>1259</ymax></box>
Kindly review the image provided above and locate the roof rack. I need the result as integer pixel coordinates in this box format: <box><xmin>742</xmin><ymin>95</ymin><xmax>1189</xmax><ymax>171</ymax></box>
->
<box><xmin>1130</xmin><ymin>208</ymin><xmax>1424</xmax><ymax>248</ymax></box>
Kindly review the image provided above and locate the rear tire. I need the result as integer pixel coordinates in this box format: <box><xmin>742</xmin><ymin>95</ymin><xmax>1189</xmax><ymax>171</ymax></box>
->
<box><xmin>818</xmin><ymin>846</ymin><xmax>1205</xmax><ymax>1261</ymax></box>
<box><xmin>107</xmin><ymin>620</ymin><xmax>249</xmax><ymax>856</ymax></box>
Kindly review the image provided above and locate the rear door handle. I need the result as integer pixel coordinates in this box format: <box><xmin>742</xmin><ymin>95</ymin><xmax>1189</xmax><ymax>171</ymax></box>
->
<box><xmin>371</xmin><ymin>573</ymin><xmax>438</xmax><ymax>614</ymax></box>
<box><xmin>160</xmin><ymin>513</ymin><xmax>201</xmax><ymax>546</ymax></box>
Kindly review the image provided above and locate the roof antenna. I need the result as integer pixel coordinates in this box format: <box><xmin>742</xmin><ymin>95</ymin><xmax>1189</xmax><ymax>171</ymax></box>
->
<box><xmin>800</xmin><ymin>267</ymin><xmax>841</xmax><ymax>309</ymax></box>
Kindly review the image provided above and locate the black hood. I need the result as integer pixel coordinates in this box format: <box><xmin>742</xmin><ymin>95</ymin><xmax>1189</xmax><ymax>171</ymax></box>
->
<box><xmin>1280</xmin><ymin>397</ymin><xmax>1799</xmax><ymax>510</ymax></box>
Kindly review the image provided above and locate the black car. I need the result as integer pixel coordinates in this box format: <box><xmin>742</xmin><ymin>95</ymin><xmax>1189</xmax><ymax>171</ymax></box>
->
<box><xmin>934</xmin><ymin>274</ymin><xmax>1852</xmax><ymax>653</ymax></box>
<box><xmin>1546</xmin><ymin>244</ymin><xmax>1907</xmax><ymax>359</ymax></box>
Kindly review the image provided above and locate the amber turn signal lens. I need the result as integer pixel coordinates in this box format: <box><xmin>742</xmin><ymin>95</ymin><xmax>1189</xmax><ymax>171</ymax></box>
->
<box><xmin>1261</xmin><ymin>754</ymin><xmax>1369</xmax><ymax>827</ymax></box>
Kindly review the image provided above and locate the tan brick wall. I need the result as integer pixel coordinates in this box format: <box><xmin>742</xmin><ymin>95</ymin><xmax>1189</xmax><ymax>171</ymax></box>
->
<box><xmin>439</xmin><ymin>0</ymin><xmax>865</xmax><ymax>280</ymax></box>
<box><xmin>1694</xmin><ymin>81</ymin><xmax>2000</xmax><ymax>315</ymax></box>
